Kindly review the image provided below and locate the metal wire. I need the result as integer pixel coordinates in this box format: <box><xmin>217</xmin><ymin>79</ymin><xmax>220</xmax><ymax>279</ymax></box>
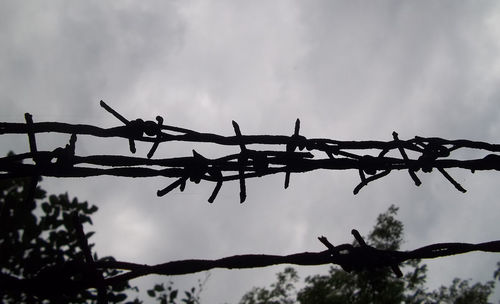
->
<box><xmin>1</xmin><ymin>101</ymin><xmax>500</xmax><ymax>203</ymax></box>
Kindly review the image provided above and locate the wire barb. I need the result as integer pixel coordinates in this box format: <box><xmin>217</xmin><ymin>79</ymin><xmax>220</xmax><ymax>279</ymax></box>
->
<box><xmin>146</xmin><ymin>116</ymin><xmax>164</xmax><ymax>159</ymax></box>
<box><xmin>100</xmin><ymin>100</ymin><xmax>137</xmax><ymax>153</ymax></box>
<box><xmin>207</xmin><ymin>168</ymin><xmax>223</xmax><ymax>203</ymax></box>
<box><xmin>437</xmin><ymin>167</ymin><xmax>467</xmax><ymax>193</ymax></box>
<box><xmin>23</xmin><ymin>113</ymin><xmax>40</xmax><ymax>205</ymax></box>
<box><xmin>94</xmin><ymin>234</ymin><xmax>499</xmax><ymax>285</ymax></box>
<box><xmin>284</xmin><ymin>118</ymin><xmax>304</xmax><ymax>189</ymax></box>
<box><xmin>2</xmin><ymin>103</ymin><xmax>500</xmax><ymax>202</ymax></box>
<box><xmin>232</xmin><ymin>120</ymin><xmax>247</xmax><ymax>203</ymax></box>
<box><xmin>157</xmin><ymin>177</ymin><xmax>188</xmax><ymax>197</ymax></box>
<box><xmin>393</xmin><ymin>131</ymin><xmax>421</xmax><ymax>186</ymax></box>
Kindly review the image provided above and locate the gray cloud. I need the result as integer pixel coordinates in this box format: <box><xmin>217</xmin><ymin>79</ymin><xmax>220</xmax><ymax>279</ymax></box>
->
<box><xmin>294</xmin><ymin>1</ymin><xmax>500</xmax><ymax>139</ymax></box>
<box><xmin>0</xmin><ymin>1</ymin><xmax>185</xmax><ymax>123</ymax></box>
<box><xmin>1</xmin><ymin>1</ymin><xmax>499</xmax><ymax>303</ymax></box>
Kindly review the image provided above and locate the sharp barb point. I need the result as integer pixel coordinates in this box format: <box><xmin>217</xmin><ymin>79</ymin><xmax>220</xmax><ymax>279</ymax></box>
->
<box><xmin>294</xmin><ymin>119</ymin><xmax>300</xmax><ymax>135</ymax></box>
<box><xmin>438</xmin><ymin>168</ymin><xmax>467</xmax><ymax>193</ymax></box>
<box><xmin>208</xmin><ymin>181</ymin><xmax>222</xmax><ymax>203</ymax></box>
<box><xmin>351</xmin><ymin>229</ymin><xmax>367</xmax><ymax>247</ymax></box>
<box><xmin>157</xmin><ymin>178</ymin><xmax>186</xmax><ymax>197</ymax></box>
<box><xmin>284</xmin><ymin>172</ymin><xmax>290</xmax><ymax>189</ymax></box>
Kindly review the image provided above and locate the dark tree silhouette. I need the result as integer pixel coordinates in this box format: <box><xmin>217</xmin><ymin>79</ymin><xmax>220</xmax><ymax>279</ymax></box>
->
<box><xmin>0</xmin><ymin>172</ymin><xmax>132</xmax><ymax>303</ymax></box>
<box><xmin>0</xmin><ymin>171</ymin><xmax>202</xmax><ymax>303</ymax></box>
<box><xmin>240</xmin><ymin>206</ymin><xmax>497</xmax><ymax>304</ymax></box>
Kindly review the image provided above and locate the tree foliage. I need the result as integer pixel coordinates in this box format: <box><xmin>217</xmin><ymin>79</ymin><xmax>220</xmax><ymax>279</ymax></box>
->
<box><xmin>239</xmin><ymin>267</ymin><xmax>299</xmax><ymax>304</ymax></box>
<box><xmin>0</xmin><ymin>162</ymin><xmax>202</xmax><ymax>303</ymax></box>
<box><xmin>427</xmin><ymin>278</ymin><xmax>495</xmax><ymax>304</ymax></box>
<box><xmin>1</xmin><ymin>151</ymin><xmax>497</xmax><ymax>303</ymax></box>
<box><xmin>240</xmin><ymin>205</ymin><xmax>497</xmax><ymax>304</ymax></box>
<box><xmin>0</xmin><ymin>173</ymin><xmax>136</xmax><ymax>303</ymax></box>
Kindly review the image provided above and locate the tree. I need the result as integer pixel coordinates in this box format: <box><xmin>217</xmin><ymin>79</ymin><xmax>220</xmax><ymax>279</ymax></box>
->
<box><xmin>239</xmin><ymin>267</ymin><xmax>299</xmax><ymax>304</ymax></box>
<box><xmin>427</xmin><ymin>278</ymin><xmax>495</xmax><ymax>304</ymax></box>
<box><xmin>0</xmin><ymin>163</ymin><xmax>202</xmax><ymax>303</ymax></box>
<box><xmin>0</xmin><ymin>173</ymin><xmax>133</xmax><ymax>303</ymax></box>
<box><xmin>240</xmin><ymin>205</ymin><xmax>497</xmax><ymax>304</ymax></box>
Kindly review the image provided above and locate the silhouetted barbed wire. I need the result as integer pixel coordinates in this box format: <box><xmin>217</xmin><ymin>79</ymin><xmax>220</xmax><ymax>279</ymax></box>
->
<box><xmin>1</xmin><ymin>101</ymin><xmax>500</xmax><ymax>203</ymax></box>
<box><xmin>1</xmin><ymin>102</ymin><xmax>500</xmax><ymax>303</ymax></box>
<box><xmin>100</xmin><ymin>230</ymin><xmax>500</xmax><ymax>282</ymax></box>
<box><xmin>1</xmin><ymin>218</ymin><xmax>498</xmax><ymax>301</ymax></box>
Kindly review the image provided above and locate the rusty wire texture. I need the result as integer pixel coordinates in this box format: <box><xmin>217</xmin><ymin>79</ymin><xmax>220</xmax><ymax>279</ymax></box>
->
<box><xmin>1</xmin><ymin>101</ymin><xmax>500</xmax><ymax>302</ymax></box>
<box><xmin>1</xmin><ymin>101</ymin><xmax>500</xmax><ymax>203</ymax></box>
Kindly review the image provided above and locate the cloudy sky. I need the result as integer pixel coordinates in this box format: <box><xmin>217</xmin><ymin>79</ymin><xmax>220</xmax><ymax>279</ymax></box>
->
<box><xmin>1</xmin><ymin>1</ymin><xmax>500</xmax><ymax>302</ymax></box>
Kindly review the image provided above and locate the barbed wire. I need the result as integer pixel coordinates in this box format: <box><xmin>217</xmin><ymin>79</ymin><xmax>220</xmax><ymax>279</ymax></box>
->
<box><xmin>1</xmin><ymin>216</ymin><xmax>498</xmax><ymax>301</ymax></box>
<box><xmin>1</xmin><ymin>101</ymin><xmax>500</xmax><ymax>203</ymax></box>
<box><xmin>1</xmin><ymin>102</ymin><xmax>500</xmax><ymax>302</ymax></box>
<box><xmin>100</xmin><ymin>230</ymin><xmax>500</xmax><ymax>283</ymax></box>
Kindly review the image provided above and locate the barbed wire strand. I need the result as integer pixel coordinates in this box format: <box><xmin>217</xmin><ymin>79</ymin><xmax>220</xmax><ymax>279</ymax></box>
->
<box><xmin>1</xmin><ymin>101</ymin><xmax>500</xmax><ymax>203</ymax></box>
<box><xmin>1</xmin><ymin>228</ymin><xmax>498</xmax><ymax>300</ymax></box>
<box><xmin>1</xmin><ymin>102</ymin><xmax>500</xmax><ymax>303</ymax></box>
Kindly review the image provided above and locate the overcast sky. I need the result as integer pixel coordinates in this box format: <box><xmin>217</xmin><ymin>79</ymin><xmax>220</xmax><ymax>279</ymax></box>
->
<box><xmin>1</xmin><ymin>1</ymin><xmax>500</xmax><ymax>303</ymax></box>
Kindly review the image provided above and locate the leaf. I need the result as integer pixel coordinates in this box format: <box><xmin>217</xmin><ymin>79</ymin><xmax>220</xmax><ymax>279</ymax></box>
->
<box><xmin>34</xmin><ymin>187</ymin><xmax>46</xmax><ymax>199</ymax></box>
<box><xmin>113</xmin><ymin>293</ymin><xmax>127</xmax><ymax>302</ymax></box>
<box><xmin>49</xmin><ymin>194</ymin><xmax>58</xmax><ymax>205</ymax></box>
<box><xmin>88</xmin><ymin>205</ymin><xmax>98</xmax><ymax>214</ymax></box>
<box><xmin>154</xmin><ymin>283</ymin><xmax>165</xmax><ymax>292</ymax></box>
<box><xmin>170</xmin><ymin>289</ymin><xmax>178</xmax><ymax>301</ymax></box>
<box><xmin>71</xmin><ymin>197</ymin><xmax>79</xmax><ymax>208</ymax></box>
<box><xmin>78</xmin><ymin>214</ymin><xmax>92</xmax><ymax>225</ymax></box>
<box><xmin>41</xmin><ymin>202</ymin><xmax>51</xmax><ymax>214</ymax></box>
